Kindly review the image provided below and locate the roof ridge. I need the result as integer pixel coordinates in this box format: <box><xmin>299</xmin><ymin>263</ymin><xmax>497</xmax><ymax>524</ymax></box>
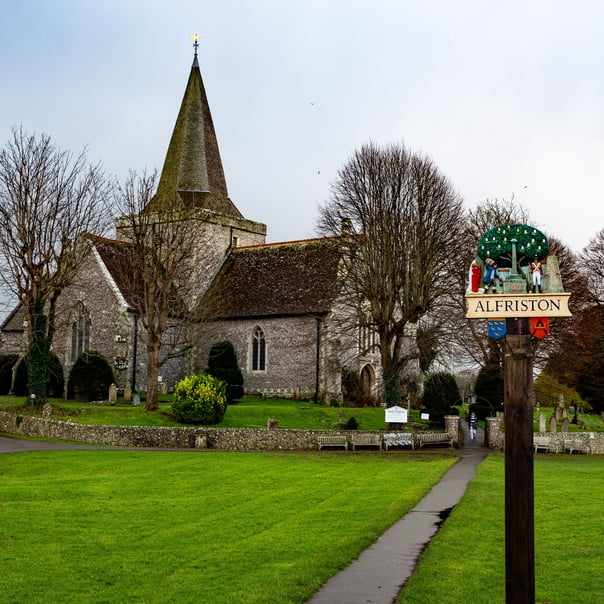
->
<box><xmin>235</xmin><ymin>235</ymin><xmax>341</xmax><ymax>251</ymax></box>
<box><xmin>87</xmin><ymin>233</ymin><xmax>131</xmax><ymax>246</ymax></box>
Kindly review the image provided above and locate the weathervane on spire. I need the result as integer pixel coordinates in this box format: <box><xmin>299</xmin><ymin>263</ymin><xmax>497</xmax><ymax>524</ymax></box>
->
<box><xmin>189</xmin><ymin>33</ymin><xmax>200</xmax><ymax>56</ymax></box>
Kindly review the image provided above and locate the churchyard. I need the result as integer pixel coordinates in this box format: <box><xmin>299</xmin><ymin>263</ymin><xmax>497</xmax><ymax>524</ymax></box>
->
<box><xmin>1</xmin><ymin>395</ymin><xmax>603</xmax><ymax>432</ymax></box>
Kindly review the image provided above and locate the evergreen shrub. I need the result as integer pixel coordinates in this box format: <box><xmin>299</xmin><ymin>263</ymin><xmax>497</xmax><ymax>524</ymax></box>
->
<box><xmin>344</xmin><ymin>416</ymin><xmax>359</xmax><ymax>430</ymax></box>
<box><xmin>67</xmin><ymin>351</ymin><xmax>114</xmax><ymax>401</ymax></box>
<box><xmin>10</xmin><ymin>353</ymin><xmax>64</xmax><ymax>397</ymax></box>
<box><xmin>421</xmin><ymin>372</ymin><xmax>461</xmax><ymax>427</ymax></box>
<box><xmin>474</xmin><ymin>361</ymin><xmax>504</xmax><ymax>418</ymax></box>
<box><xmin>47</xmin><ymin>352</ymin><xmax>64</xmax><ymax>398</ymax></box>
<box><xmin>13</xmin><ymin>358</ymin><xmax>28</xmax><ymax>396</ymax></box>
<box><xmin>206</xmin><ymin>341</ymin><xmax>244</xmax><ymax>403</ymax></box>
<box><xmin>341</xmin><ymin>367</ymin><xmax>362</xmax><ymax>404</ymax></box>
<box><xmin>0</xmin><ymin>354</ymin><xmax>18</xmax><ymax>395</ymax></box>
<box><xmin>172</xmin><ymin>373</ymin><xmax>227</xmax><ymax>425</ymax></box>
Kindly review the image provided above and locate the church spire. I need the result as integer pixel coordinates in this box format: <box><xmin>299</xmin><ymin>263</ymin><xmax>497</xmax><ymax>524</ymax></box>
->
<box><xmin>148</xmin><ymin>37</ymin><xmax>243</xmax><ymax>218</ymax></box>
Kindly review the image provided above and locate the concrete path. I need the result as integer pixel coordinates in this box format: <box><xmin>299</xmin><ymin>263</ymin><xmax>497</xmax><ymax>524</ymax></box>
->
<box><xmin>0</xmin><ymin>435</ymin><xmax>104</xmax><ymax>453</ymax></box>
<box><xmin>307</xmin><ymin>422</ymin><xmax>488</xmax><ymax>604</ymax></box>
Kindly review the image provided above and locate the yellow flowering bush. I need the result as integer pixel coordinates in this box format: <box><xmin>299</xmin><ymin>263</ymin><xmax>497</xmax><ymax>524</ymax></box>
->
<box><xmin>172</xmin><ymin>373</ymin><xmax>227</xmax><ymax>425</ymax></box>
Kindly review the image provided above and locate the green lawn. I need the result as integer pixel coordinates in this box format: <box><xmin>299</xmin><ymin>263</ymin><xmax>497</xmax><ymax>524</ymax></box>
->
<box><xmin>0</xmin><ymin>396</ymin><xmax>428</xmax><ymax>430</ymax></box>
<box><xmin>0</xmin><ymin>450</ymin><xmax>456</xmax><ymax>604</ymax></box>
<box><xmin>398</xmin><ymin>454</ymin><xmax>604</xmax><ymax>604</ymax></box>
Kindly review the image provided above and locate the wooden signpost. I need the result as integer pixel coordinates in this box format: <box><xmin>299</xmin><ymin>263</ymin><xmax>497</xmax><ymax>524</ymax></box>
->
<box><xmin>465</xmin><ymin>224</ymin><xmax>571</xmax><ymax>603</ymax></box>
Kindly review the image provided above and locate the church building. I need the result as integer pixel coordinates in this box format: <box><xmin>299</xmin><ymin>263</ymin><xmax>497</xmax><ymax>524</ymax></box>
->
<box><xmin>0</xmin><ymin>47</ymin><xmax>382</xmax><ymax>403</ymax></box>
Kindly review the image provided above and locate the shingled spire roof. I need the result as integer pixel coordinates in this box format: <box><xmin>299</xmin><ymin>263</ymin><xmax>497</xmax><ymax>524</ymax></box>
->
<box><xmin>146</xmin><ymin>45</ymin><xmax>243</xmax><ymax>217</ymax></box>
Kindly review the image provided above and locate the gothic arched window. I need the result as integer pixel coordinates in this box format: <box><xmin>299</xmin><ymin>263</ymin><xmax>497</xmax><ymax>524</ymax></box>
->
<box><xmin>251</xmin><ymin>326</ymin><xmax>266</xmax><ymax>371</ymax></box>
<box><xmin>71</xmin><ymin>302</ymin><xmax>91</xmax><ymax>361</ymax></box>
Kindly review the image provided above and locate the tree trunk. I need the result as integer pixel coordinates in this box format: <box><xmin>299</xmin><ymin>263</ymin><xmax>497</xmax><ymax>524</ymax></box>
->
<box><xmin>27</xmin><ymin>301</ymin><xmax>49</xmax><ymax>404</ymax></box>
<box><xmin>145</xmin><ymin>336</ymin><xmax>161</xmax><ymax>411</ymax></box>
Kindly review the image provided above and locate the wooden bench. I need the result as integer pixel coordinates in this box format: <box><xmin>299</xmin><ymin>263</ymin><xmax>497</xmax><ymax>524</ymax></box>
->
<box><xmin>533</xmin><ymin>434</ymin><xmax>558</xmax><ymax>453</ymax></box>
<box><xmin>416</xmin><ymin>432</ymin><xmax>453</xmax><ymax>449</ymax></box>
<box><xmin>383</xmin><ymin>432</ymin><xmax>414</xmax><ymax>450</ymax></box>
<box><xmin>562</xmin><ymin>435</ymin><xmax>590</xmax><ymax>454</ymax></box>
<box><xmin>318</xmin><ymin>435</ymin><xmax>348</xmax><ymax>450</ymax></box>
<box><xmin>351</xmin><ymin>433</ymin><xmax>382</xmax><ymax>451</ymax></box>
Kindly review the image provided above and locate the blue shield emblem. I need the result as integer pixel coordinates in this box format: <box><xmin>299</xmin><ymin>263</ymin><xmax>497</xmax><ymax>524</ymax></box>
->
<box><xmin>487</xmin><ymin>319</ymin><xmax>506</xmax><ymax>339</ymax></box>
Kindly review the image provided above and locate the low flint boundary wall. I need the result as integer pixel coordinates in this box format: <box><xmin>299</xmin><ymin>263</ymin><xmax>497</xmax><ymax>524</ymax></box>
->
<box><xmin>0</xmin><ymin>411</ymin><xmax>361</xmax><ymax>451</ymax></box>
<box><xmin>2</xmin><ymin>411</ymin><xmax>602</xmax><ymax>453</ymax></box>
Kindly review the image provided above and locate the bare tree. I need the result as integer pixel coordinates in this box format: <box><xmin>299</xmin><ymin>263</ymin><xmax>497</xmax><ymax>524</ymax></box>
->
<box><xmin>318</xmin><ymin>142</ymin><xmax>466</xmax><ymax>405</ymax></box>
<box><xmin>0</xmin><ymin>127</ymin><xmax>111</xmax><ymax>402</ymax></box>
<box><xmin>580</xmin><ymin>228</ymin><xmax>604</xmax><ymax>305</ymax></box>
<box><xmin>113</xmin><ymin>171</ymin><xmax>198</xmax><ymax>411</ymax></box>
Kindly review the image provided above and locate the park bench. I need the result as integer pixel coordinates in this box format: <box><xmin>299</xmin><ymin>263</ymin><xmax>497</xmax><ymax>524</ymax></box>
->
<box><xmin>351</xmin><ymin>433</ymin><xmax>382</xmax><ymax>451</ymax></box>
<box><xmin>318</xmin><ymin>435</ymin><xmax>348</xmax><ymax>450</ymax></box>
<box><xmin>533</xmin><ymin>434</ymin><xmax>558</xmax><ymax>454</ymax></box>
<box><xmin>416</xmin><ymin>431</ymin><xmax>453</xmax><ymax>449</ymax></box>
<box><xmin>561</xmin><ymin>435</ymin><xmax>590</xmax><ymax>454</ymax></box>
<box><xmin>383</xmin><ymin>432</ymin><xmax>414</xmax><ymax>450</ymax></box>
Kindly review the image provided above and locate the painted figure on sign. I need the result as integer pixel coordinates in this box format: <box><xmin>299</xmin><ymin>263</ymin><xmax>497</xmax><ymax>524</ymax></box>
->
<box><xmin>530</xmin><ymin>255</ymin><xmax>542</xmax><ymax>293</ymax></box>
<box><xmin>468</xmin><ymin>260</ymin><xmax>481</xmax><ymax>293</ymax></box>
<box><xmin>483</xmin><ymin>258</ymin><xmax>501</xmax><ymax>293</ymax></box>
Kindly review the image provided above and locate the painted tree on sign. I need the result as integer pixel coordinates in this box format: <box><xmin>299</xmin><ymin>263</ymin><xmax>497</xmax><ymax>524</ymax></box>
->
<box><xmin>477</xmin><ymin>224</ymin><xmax>548</xmax><ymax>267</ymax></box>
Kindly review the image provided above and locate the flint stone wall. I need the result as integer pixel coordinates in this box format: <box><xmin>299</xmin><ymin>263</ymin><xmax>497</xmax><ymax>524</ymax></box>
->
<box><xmin>2</xmin><ymin>411</ymin><xmax>602</xmax><ymax>453</ymax></box>
<box><xmin>479</xmin><ymin>418</ymin><xmax>604</xmax><ymax>455</ymax></box>
<box><xmin>0</xmin><ymin>411</ymin><xmax>351</xmax><ymax>451</ymax></box>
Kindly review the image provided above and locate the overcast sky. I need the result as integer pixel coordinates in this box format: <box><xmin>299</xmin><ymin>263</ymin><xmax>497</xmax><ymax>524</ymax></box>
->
<box><xmin>2</xmin><ymin>0</ymin><xmax>604</xmax><ymax>254</ymax></box>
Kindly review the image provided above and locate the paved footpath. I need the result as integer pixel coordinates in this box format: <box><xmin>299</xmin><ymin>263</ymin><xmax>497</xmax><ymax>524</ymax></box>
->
<box><xmin>307</xmin><ymin>422</ymin><xmax>488</xmax><ymax>604</ymax></box>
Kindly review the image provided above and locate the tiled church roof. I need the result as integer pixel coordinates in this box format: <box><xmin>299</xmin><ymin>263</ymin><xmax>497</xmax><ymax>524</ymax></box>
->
<box><xmin>88</xmin><ymin>235</ymin><xmax>139</xmax><ymax>309</ymax></box>
<box><xmin>89</xmin><ymin>235</ymin><xmax>187</xmax><ymax>317</ymax></box>
<box><xmin>196</xmin><ymin>237</ymin><xmax>349</xmax><ymax>320</ymax></box>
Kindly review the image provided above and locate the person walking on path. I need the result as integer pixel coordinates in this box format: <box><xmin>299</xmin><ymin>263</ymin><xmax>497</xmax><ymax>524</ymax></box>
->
<box><xmin>469</xmin><ymin>411</ymin><xmax>478</xmax><ymax>440</ymax></box>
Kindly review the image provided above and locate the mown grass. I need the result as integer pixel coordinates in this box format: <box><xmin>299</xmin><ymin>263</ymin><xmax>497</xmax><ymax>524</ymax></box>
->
<box><xmin>0</xmin><ymin>450</ymin><xmax>456</xmax><ymax>604</ymax></box>
<box><xmin>0</xmin><ymin>396</ymin><xmax>431</xmax><ymax>430</ymax></box>
<box><xmin>398</xmin><ymin>454</ymin><xmax>604</xmax><ymax>604</ymax></box>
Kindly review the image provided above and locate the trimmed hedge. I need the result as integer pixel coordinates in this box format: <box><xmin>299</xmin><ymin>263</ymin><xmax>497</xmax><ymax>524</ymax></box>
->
<box><xmin>67</xmin><ymin>351</ymin><xmax>114</xmax><ymax>401</ymax></box>
<box><xmin>206</xmin><ymin>341</ymin><xmax>244</xmax><ymax>403</ymax></box>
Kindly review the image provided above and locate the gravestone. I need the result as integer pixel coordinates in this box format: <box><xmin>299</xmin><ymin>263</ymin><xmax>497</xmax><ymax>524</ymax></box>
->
<box><xmin>133</xmin><ymin>393</ymin><xmax>140</xmax><ymax>406</ymax></box>
<box><xmin>550</xmin><ymin>416</ymin><xmax>557</xmax><ymax>433</ymax></box>
<box><xmin>124</xmin><ymin>384</ymin><xmax>132</xmax><ymax>403</ymax></box>
<box><xmin>562</xmin><ymin>407</ymin><xmax>568</xmax><ymax>421</ymax></box>
<box><xmin>108</xmin><ymin>383</ymin><xmax>117</xmax><ymax>405</ymax></box>
<box><xmin>267</xmin><ymin>418</ymin><xmax>278</xmax><ymax>430</ymax></box>
<box><xmin>561</xmin><ymin>418</ymin><xmax>569</xmax><ymax>433</ymax></box>
<box><xmin>42</xmin><ymin>402</ymin><xmax>53</xmax><ymax>418</ymax></box>
<box><xmin>539</xmin><ymin>413</ymin><xmax>546</xmax><ymax>433</ymax></box>
<box><xmin>554</xmin><ymin>406</ymin><xmax>561</xmax><ymax>422</ymax></box>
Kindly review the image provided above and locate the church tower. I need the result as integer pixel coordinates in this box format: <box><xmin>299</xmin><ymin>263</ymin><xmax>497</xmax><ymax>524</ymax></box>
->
<box><xmin>146</xmin><ymin>38</ymin><xmax>243</xmax><ymax>217</ymax></box>
<box><xmin>117</xmin><ymin>39</ymin><xmax>266</xmax><ymax>307</ymax></box>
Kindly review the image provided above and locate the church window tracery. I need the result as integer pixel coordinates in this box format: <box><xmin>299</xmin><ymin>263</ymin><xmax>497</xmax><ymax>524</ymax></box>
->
<box><xmin>251</xmin><ymin>326</ymin><xmax>266</xmax><ymax>371</ymax></box>
<box><xmin>70</xmin><ymin>302</ymin><xmax>91</xmax><ymax>361</ymax></box>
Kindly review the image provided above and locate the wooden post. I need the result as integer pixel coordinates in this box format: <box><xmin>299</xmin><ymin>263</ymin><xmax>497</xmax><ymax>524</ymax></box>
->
<box><xmin>504</xmin><ymin>318</ymin><xmax>535</xmax><ymax>603</ymax></box>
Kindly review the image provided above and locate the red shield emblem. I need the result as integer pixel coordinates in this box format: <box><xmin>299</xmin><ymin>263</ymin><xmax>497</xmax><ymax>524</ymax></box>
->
<box><xmin>530</xmin><ymin>317</ymin><xmax>550</xmax><ymax>338</ymax></box>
